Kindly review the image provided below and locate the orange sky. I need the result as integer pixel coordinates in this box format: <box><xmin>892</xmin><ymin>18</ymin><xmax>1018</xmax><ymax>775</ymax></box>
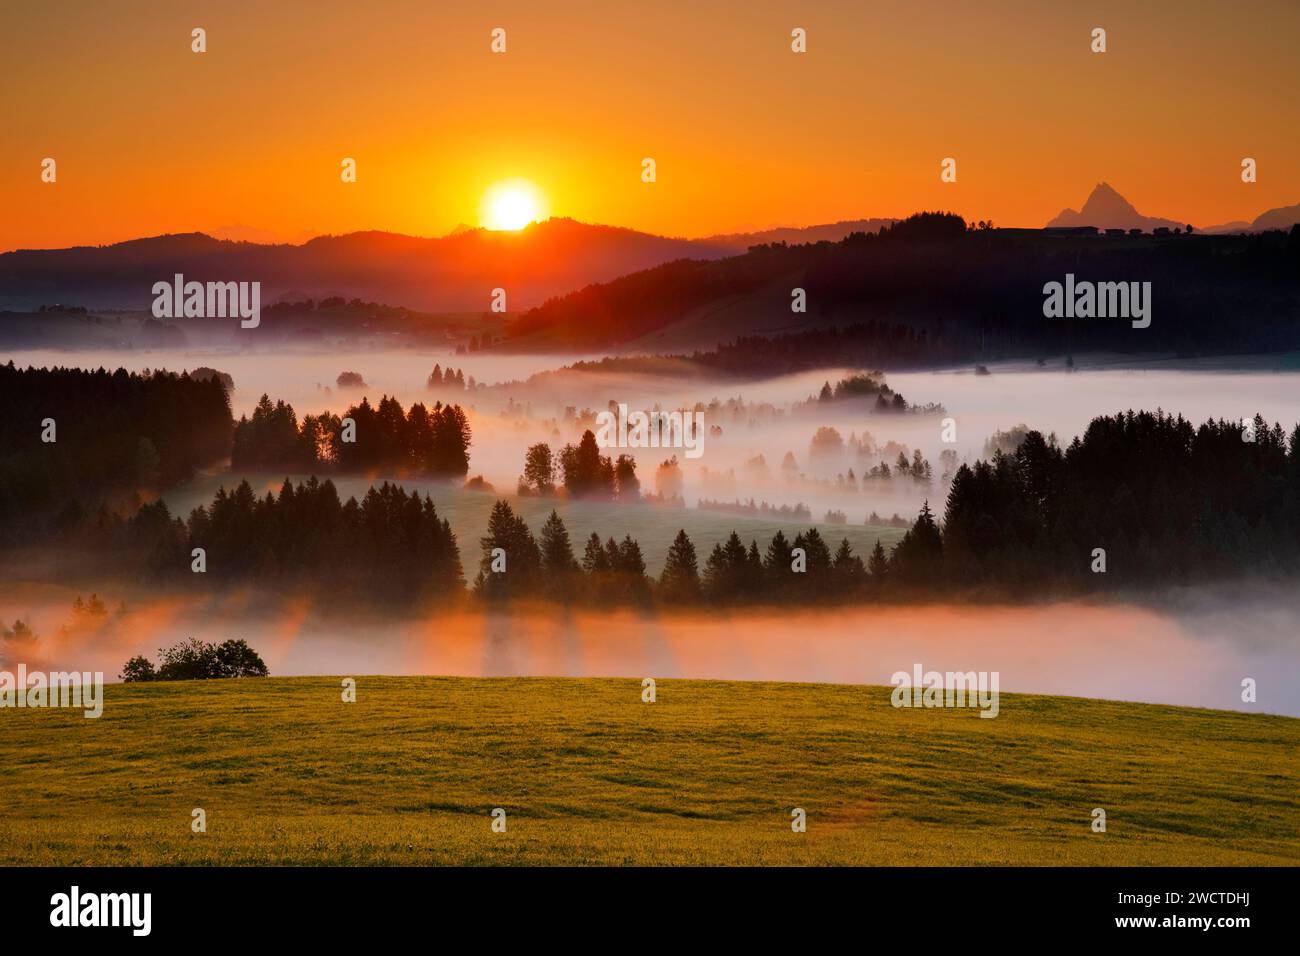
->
<box><xmin>2</xmin><ymin>0</ymin><xmax>1297</xmax><ymax>251</ymax></box>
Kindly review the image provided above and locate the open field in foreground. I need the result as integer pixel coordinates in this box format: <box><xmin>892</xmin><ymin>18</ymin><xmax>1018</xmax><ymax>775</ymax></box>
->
<box><xmin>1</xmin><ymin>676</ymin><xmax>1297</xmax><ymax>865</ymax></box>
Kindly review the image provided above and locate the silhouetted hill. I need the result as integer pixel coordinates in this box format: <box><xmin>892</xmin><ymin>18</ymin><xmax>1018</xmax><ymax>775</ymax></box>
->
<box><xmin>0</xmin><ymin>218</ymin><xmax>735</xmax><ymax>312</ymax></box>
<box><xmin>1248</xmin><ymin>202</ymin><xmax>1300</xmax><ymax>232</ymax></box>
<box><xmin>1201</xmin><ymin>220</ymin><xmax>1253</xmax><ymax>234</ymax></box>
<box><xmin>1046</xmin><ymin>183</ymin><xmax>1186</xmax><ymax>232</ymax></box>
<box><xmin>1203</xmin><ymin>202</ymin><xmax>1300</xmax><ymax>235</ymax></box>
<box><xmin>504</xmin><ymin>213</ymin><xmax>1300</xmax><ymax>359</ymax></box>
<box><xmin>701</xmin><ymin>218</ymin><xmax>897</xmax><ymax>250</ymax></box>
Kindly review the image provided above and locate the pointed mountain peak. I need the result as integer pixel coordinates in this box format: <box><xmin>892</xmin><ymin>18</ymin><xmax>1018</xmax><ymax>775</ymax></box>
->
<box><xmin>1046</xmin><ymin>182</ymin><xmax>1184</xmax><ymax>231</ymax></box>
<box><xmin>1079</xmin><ymin>182</ymin><xmax>1140</xmax><ymax>218</ymax></box>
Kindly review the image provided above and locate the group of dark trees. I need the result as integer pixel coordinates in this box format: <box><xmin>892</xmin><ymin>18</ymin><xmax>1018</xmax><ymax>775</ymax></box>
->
<box><xmin>427</xmin><ymin>364</ymin><xmax>472</xmax><ymax>389</ymax></box>
<box><xmin>0</xmin><ymin>367</ymin><xmax>474</xmax><ymax>555</ymax></box>
<box><xmin>441</xmin><ymin>409</ymin><xmax>1300</xmax><ymax>604</ymax></box>
<box><xmin>932</xmin><ymin>411</ymin><xmax>1300</xmax><ymax>590</ymax></box>
<box><xmin>866</xmin><ymin>511</ymin><xmax>913</xmax><ymax>529</ymax></box>
<box><xmin>0</xmin><ymin>363</ymin><xmax>232</xmax><ymax>541</ymax></box>
<box><xmin>860</xmin><ymin>450</ymin><xmax>935</xmax><ymax>487</ymax></box>
<box><xmin>806</xmin><ymin>372</ymin><xmax>946</xmax><ymax>417</ymax></box>
<box><xmin>17</xmin><ymin>402</ymin><xmax>1300</xmax><ymax>606</ymax></box>
<box><xmin>813</xmin><ymin>372</ymin><xmax>908</xmax><ymax>410</ymax></box>
<box><xmin>120</xmin><ymin>637</ymin><xmax>268</xmax><ymax>683</ymax></box>
<box><xmin>474</xmin><ymin>502</ymin><xmax>653</xmax><ymax>605</ymax></box>
<box><xmin>517</xmin><ymin>431</ymin><xmax>640</xmax><ymax>500</ymax></box>
<box><xmin>231</xmin><ymin>395</ymin><xmax>471</xmax><ymax>476</ymax></box>
<box><xmin>691</xmin><ymin>527</ymin><xmax>885</xmax><ymax>604</ymax></box>
<box><xmin>81</xmin><ymin>478</ymin><xmax>464</xmax><ymax>605</ymax></box>
<box><xmin>471</xmin><ymin>501</ymin><xmax>882</xmax><ymax>607</ymax></box>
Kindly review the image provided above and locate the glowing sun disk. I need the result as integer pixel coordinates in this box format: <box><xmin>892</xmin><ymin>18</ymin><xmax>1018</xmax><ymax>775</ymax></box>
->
<box><xmin>481</xmin><ymin>180</ymin><xmax>546</xmax><ymax>231</ymax></box>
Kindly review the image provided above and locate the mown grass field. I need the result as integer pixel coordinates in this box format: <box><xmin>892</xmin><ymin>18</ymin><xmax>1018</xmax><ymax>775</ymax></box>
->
<box><xmin>2</xmin><ymin>676</ymin><xmax>1296</xmax><ymax>866</ymax></box>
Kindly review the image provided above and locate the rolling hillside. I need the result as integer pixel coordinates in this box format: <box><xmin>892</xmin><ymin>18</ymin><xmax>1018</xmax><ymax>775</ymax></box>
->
<box><xmin>503</xmin><ymin>216</ymin><xmax>1300</xmax><ymax>355</ymax></box>
<box><xmin>1</xmin><ymin>676</ymin><xmax>1295</xmax><ymax>865</ymax></box>
<box><xmin>0</xmin><ymin>217</ymin><xmax>898</xmax><ymax>315</ymax></box>
<box><xmin>0</xmin><ymin>219</ymin><xmax>734</xmax><ymax>313</ymax></box>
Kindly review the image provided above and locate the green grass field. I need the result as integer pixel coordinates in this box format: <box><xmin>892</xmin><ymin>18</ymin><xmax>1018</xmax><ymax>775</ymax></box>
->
<box><xmin>2</xmin><ymin>676</ymin><xmax>1296</xmax><ymax>866</ymax></box>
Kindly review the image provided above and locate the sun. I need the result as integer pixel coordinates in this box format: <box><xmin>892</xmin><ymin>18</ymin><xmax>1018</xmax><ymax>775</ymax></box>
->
<box><xmin>480</xmin><ymin>179</ymin><xmax>547</xmax><ymax>231</ymax></box>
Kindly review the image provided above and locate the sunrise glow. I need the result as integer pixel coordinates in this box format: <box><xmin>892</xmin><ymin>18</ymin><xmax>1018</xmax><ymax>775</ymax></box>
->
<box><xmin>480</xmin><ymin>180</ymin><xmax>547</xmax><ymax>231</ymax></box>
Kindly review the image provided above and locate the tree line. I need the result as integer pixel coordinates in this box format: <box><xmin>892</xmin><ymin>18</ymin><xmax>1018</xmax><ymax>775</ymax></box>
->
<box><xmin>0</xmin><ymin>363</ymin><xmax>232</xmax><ymax>541</ymax></box>
<box><xmin>70</xmin><ymin>477</ymin><xmax>464</xmax><ymax>606</ymax></box>
<box><xmin>932</xmin><ymin>410</ymin><xmax>1300</xmax><ymax>590</ymax></box>
<box><xmin>26</xmin><ymin>409</ymin><xmax>1300</xmax><ymax>605</ymax></box>
<box><xmin>231</xmin><ymin>394</ymin><xmax>471</xmax><ymax>476</ymax></box>
<box><xmin>0</xmin><ymin>367</ymin><xmax>476</xmax><ymax>547</ymax></box>
<box><xmin>472</xmin><ymin>499</ymin><xmax>884</xmax><ymax>606</ymax></box>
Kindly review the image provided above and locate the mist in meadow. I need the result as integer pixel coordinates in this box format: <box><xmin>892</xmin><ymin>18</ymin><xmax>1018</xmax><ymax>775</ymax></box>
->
<box><xmin>11</xmin><ymin>348</ymin><xmax>1299</xmax><ymax>530</ymax></box>
<box><xmin>6</xmin><ymin>346</ymin><xmax>1298</xmax><ymax>717</ymax></box>
<box><xmin>3</xmin><ymin>580</ymin><xmax>1297</xmax><ymax>716</ymax></box>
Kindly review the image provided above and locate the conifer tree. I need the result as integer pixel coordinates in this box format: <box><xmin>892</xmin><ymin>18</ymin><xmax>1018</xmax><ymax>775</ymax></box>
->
<box><xmin>659</xmin><ymin>529</ymin><xmax>701</xmax><ymax>602</ymax></box>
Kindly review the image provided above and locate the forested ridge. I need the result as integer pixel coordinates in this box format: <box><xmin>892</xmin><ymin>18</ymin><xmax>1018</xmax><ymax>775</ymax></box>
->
<box><xmin>507</xmin><ymin>213</ymin><xmax>1300</xmax><ymax>358</ymax></box>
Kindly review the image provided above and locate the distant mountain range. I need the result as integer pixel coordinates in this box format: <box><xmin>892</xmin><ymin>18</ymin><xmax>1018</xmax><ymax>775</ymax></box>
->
<box><xmin>0</xmin><ymin>218</ymin><xmax>891</xmax><ymax>313</ymax></box>
<box><xmin>0</xmin><ymin>219</ymin><xmax>725</xmax><ymax>313</ymax></box>
<box><xmin>4</xmin><ymin>191</ymin><xmax>1297</xmax><ymax>316</ymax></box>
<box><xmin>1048</xmin><ymin>182</ymin><xmax>1300</xmax><ymax>235</ymax></box>
<box><xmin>1202</xmin><ymin>202</ymin><xmax>1300</xmax><ymax>235</ymax></box>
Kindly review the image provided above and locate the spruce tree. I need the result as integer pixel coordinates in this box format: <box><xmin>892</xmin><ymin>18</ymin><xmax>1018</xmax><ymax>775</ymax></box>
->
<box><xmin>539</xmin><ymin>510</ymin><xmax>578</xmax><ymax>601</ymax></box>
<box><xmin>867</xmin><ymin>540</ymin><xmax>890</xmax><ymax>581</ymax></box>
<box><xmin>659</xmin><ymin>529</ymin><xmax>701</xmax><ymax>602</ymax></box>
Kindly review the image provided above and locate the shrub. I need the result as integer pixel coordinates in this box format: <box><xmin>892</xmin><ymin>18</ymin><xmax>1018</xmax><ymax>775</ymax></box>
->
<box><xmin>119</xmin><ymin>656</ymin><xmax>157</xmax><ymax>683</ymax></box>
<box><xmin>121</xmin><ymin>638</ymin><xmax>268</xmax><ymax>682</ymax></box>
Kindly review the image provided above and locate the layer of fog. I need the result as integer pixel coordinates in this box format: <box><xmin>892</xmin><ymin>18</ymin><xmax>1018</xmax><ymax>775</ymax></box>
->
<box><xmin>3</xmin><ymin>582</ymin><xmax>1297</xmax><ymax>716</ymax></box>
<box><xmin>10</xmin><ymin>347</ymin><xmax>1299</xmax><ymax>528</ymax></box>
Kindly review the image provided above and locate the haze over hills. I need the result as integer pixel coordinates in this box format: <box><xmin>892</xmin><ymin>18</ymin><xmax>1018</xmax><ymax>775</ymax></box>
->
<box><xmin>0</xmin><ymin>218</ymin><xmax>735</xmax><ymax>313</ymax></box>
<box><xmin>1046</xmin><ymin>182</ymin><xmax>1188</xmax><ymax>232</ymax></box>
<box><xmin>0</xmin><ymin>217</ymin><xmax>915</xmax><ymax>314</ymax></box>
<box><xmin>1203</xmin><ymin>202</ymin><xmax>1300</xmax><ymax>235</ymax></box>
<box><xmin>4</xmin><ymin>193</ymin><xmax>1298</xmax><ymax>319</ymax></box>
<box><xmin>0</xmin><ymin>216</ymin><xmax>906</xmax><ymax>313</ymax></box>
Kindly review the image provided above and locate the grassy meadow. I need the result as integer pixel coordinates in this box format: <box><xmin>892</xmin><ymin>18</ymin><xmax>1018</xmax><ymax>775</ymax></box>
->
<box><xmin>2</xmin><ymin>676</ymin><xmax>1296</xmax><ymax>866</ymax></box>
